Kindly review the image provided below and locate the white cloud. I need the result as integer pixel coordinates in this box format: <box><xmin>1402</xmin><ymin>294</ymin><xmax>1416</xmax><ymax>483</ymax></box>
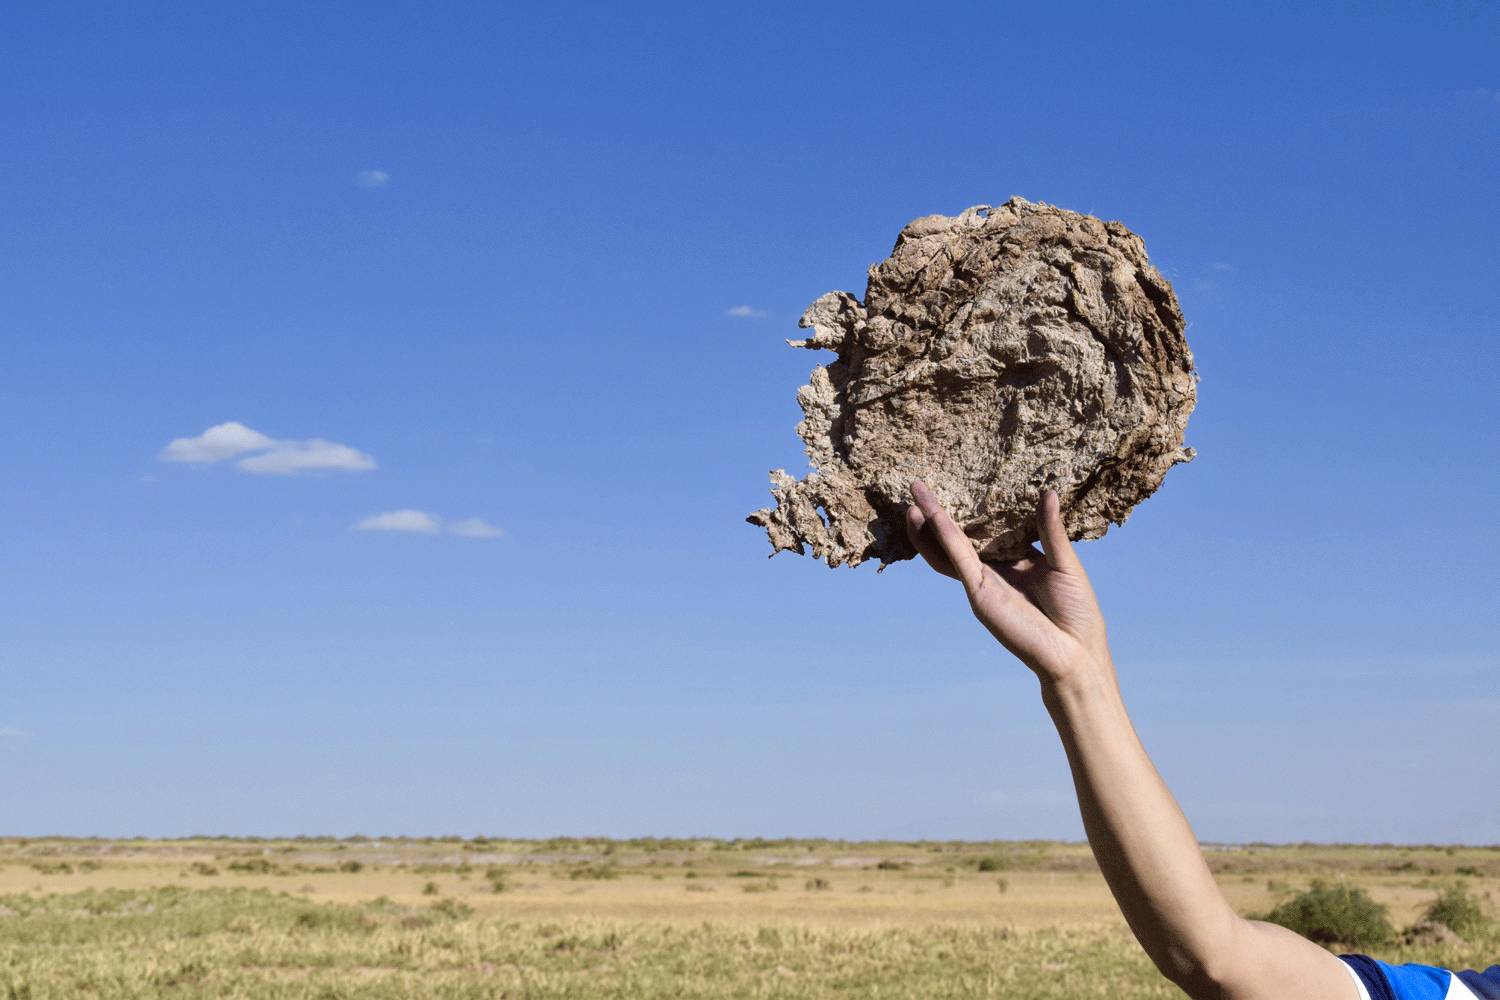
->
<box><xmin>448</xmin><ymin>517</ymin><xmax>503</xmax><ymax>538</ymax></box>
<box><xmin>238</xmin><ymin>440</ymin><xmax>377</xmax><ymax>475</ymax></box>
<box><xmin>158</xmin><ymin>423</ymin><xmax>375</xmax><ymax>475</ymax></box>
<box><xmin>725</xmin><ymin>304</ymin><xmax>766</xmax><ymax>318</ymax></box>
<box><xmin>354</xmin><ymin>169</ymin><xmax>391</xmax><ymax>189</ymax></box>
<box><xmin>0</xmin><ymin>727</ymin><xmax>23</xmax><ymax>739</ymax></box>
<box><xmin>353</xmin><ymin>512</ymin><xmax>503</xmax><ymax>538</ymax></box>
<box><xmin>159</xmin><ymin>421</ymin><xmax>275</xmax><ymax>463</ymax></box>
<box><xmin>354</xmin><ymin>509</ymin><xmax>441</xmax><ymax>534</ymax></box>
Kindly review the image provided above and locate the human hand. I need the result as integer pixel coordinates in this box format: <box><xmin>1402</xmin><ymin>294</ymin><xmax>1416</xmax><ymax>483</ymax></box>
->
<box><xmin>905</xmin><ymin>480</ymin><xmax>1111</xmax><ymax>686</ymax></box>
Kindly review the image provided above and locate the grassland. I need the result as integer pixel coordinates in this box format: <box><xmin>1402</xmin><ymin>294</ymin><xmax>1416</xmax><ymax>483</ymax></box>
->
<box><xmin>0</xmin><ymin>837</ymin><xmax>1495</xmax><ymax>998</ymax></box>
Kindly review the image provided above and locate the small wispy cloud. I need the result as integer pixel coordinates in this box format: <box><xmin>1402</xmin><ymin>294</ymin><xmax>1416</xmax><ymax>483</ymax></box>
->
<box><xmin>354</xmin><ymin>169</ymin><xmax>391</xmax><ymax>190</ymax></box>
<box><xmin>1464</xmin><ymin>87</ymin><xmax>1500</xmax><ymax>106</ymax></box>
<box><xmin>448</xmin><ymin>517</ymin><xmax>503</xmax><ymax>538</ymax></box>
<box><xmin>354</xmin><ymin>509</ymin><xmax>441</xmax><ymax>534</ymax></box>
<box><xmin>354</xmin><ymin>511</ymin><xmax>504</xmax><ymax>538</ymax></box>
<box><xmin>725</xmin><ymin>305</ymin><xmax>767</xmax><ymax>318</ymax></box>
<box><xmin>160</xmin><ymin>421</ymin><xmax>275</xmax><ymax>463</ymax></box>
<box><xmin>158</xmin><ymin>423</ymin><xmax>375</xmax><ymax>476</ymax></box>
<box><xmin>239</xmin><ymin>440</ymin><xmax>376</xmax><ymax>475</ymax></box>
<box><xmin>0</xmin><ymin>727</ymin><xmax>24</xmax><ymax>739</ymax></box>
<box><xmin>1190</xmin><ymin>260</ymin><xmax>1236</xmax><ymax>295</ymax></box>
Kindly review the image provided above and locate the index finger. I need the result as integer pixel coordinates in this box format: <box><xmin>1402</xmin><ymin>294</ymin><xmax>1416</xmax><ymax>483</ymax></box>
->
<box><xmin>905</xmin><ymin>503</ymin><xmax>958</xmax><ymax>579</ymax></box>
<box><xmin>1036</xmin><ymin>489</ymin><xmax>1082</xmax><ymax>573</ymax></box>
<box><xmin>909</xmin><ymin>480</ymin><xmax>984</xmax><ymax>592</ymax></box>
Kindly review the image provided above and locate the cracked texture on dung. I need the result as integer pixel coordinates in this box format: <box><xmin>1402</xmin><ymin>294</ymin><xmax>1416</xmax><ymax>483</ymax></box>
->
<box><xmin>747</xmin><ymin>198</ymin><xmax>1197</xmax><ymax>568</ymax></box>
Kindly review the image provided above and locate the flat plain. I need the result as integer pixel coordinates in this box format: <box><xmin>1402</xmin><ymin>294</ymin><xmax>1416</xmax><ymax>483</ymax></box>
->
<box><xmin>1</xmin><ymin>837</ymin><xmax>1495</xmax><ymax>998</ymax></box>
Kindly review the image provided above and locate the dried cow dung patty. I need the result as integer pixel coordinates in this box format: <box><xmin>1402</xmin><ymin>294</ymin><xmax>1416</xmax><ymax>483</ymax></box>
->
<box><xmin>748</xmin><ymin>198</ymin><xmax>1197</xmax><ymax>568</ymax></box>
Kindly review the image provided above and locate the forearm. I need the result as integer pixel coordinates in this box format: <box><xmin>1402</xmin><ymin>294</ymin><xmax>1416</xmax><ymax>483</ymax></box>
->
<box><xmin>1039</xmin><ymin>662</ymin><xmax>1358</xmax><ymax>1000</ymax></box>
<box><xmin>1041</xmin><ymin>662</ymin><xmax>1241</xmax><ymax>993</ymax></box>
<box><xmin>906</xmin><ymin>485</ymin><xmax>1353</xmax><ymax>998</ymax></box>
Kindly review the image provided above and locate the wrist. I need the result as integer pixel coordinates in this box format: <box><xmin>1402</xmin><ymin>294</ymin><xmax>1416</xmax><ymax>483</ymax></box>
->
<box><xmin>1039</xmin><ymin>653</ymin><xmax>1120</xmax><ymax>715</ymax></box>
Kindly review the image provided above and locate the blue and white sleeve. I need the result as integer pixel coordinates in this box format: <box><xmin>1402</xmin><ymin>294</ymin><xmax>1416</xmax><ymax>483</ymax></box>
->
<box><xmin>1341</xmin><ymin>954</ymin><xmax>1500</xmax><ymax>1000</ymax></box>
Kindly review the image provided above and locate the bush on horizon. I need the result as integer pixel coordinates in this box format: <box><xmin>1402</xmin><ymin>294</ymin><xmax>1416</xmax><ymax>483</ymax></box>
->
<box><xmin>1421</xmin><ymin>884</ymin><xmax>1491</xmax><ymax>938</ymax></box>
<box><xmin>1263</xmin><ymin>880</ymin><xmax>1393</xmax><ymax>948</ymax></box>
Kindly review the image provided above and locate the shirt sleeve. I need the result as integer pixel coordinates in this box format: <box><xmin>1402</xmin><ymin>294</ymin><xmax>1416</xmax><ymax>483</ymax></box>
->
<box><xmin>1340</xmin><ymin>955</ymin><xmax>1500</xmax><ymax>1000</ymax></box>
<box><xmin>1344</xmin><ymin>957</ymin><xmax>1374</xmax><ymax>1000</ymax></box>
<box><xmin>1454</xmin><ymin>967</ymin><xmax>1500</xmax><ymax>999</ymax></box>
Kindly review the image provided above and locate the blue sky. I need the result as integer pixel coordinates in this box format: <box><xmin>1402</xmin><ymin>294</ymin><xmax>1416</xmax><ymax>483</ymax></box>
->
<box><xmin>2</xmin><ymin>2</ymin><xmax>1497</xmax><ymax>842</ymax></box>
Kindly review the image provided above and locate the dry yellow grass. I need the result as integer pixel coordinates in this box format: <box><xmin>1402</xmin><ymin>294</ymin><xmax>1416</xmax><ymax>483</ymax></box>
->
<box><xmin>0</xmin><ymin>837</ymin><xmax>1494</xmax><ymax>997</ymax></box>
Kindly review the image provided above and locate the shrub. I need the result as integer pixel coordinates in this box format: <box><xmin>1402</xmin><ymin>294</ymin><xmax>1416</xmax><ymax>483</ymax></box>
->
<box><xmin>1421</xmin><ymin>885</ymin><xmax>1490</xmax><ymax>937</ymax></box>
<box><xmin>568</xmin><ymin>864</ymin><xmax>619</xmax><ymax>881</ymax></box>
<box><xmin>996</xmin><ymin>878</ymin><xmax>1009</xmax><ymax>895</ymax></box>
<box><xmin>976</xmin><ymin>857</ymin><xmax>1005</xmax><ymax>872</ymax></box>
<box><xmin>292</xmin><ymin>905</ymin><xmax>375</xmax><ymax>933</ymax></box>
<box><xmin>805</xmin><ymin>877</ymin><xmax>831</xmax><ymax>891</ymax></box>
<box><xmin>428</xmin><ymin>897</ymin><xmax>473</xmax><ymax>920</ymax></box>
<box><xmin>1263</xmin><ymin>880</ymin><xmax>1393</xmax><ymax>948</ymax></box>
<box><xmin>421</xmin><ymin>881</ymin><xmax>440</xmax><ymax>896</ymax></box>
<box><xmin>875</xmin><ymin>860</ymin><xmax>909</xmax><ymax>871</ymax></box>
